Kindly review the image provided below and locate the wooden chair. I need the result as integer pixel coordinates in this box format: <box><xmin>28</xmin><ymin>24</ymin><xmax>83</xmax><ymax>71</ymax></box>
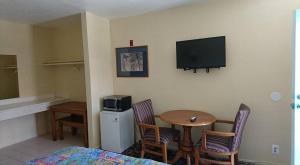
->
<box><xmin>194</xmin><ymin>103</ymin><xmax>251</xmax><ymax>165</ymax></box>
<box><xmin>132</xmin><ymin>99</ymin><xmax>180</xmax><ymax>163</ymax></box>
<box><xmin>58</xmin><ymin>114</ymin><xmax>88</xmax><ymax>147</ymax></box>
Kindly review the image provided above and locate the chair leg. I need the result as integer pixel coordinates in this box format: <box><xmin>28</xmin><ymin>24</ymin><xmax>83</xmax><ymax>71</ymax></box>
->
<box><xmin>162</xmin><ymin>144</ymin><xmax>168</xmax><ymax>163</ymax></box>
<box><xmin>58</xmin><ymin>121</ymin><xmax>64</xmax><ymax>140</ymax></box>
<box><xmin>194</xmin><ymin>149</ymin><xmax>200</xmax><ymax>165</ymax></box>
<box><xmin>141</xmin><ymin>143</ymin><xmax>145</xmax><ymax>158</ymax></box>
<box><xmin>230</xmin><ymin>153</ymin><xmax>235</xmax><ymax>165</ymax></box>
<box><xmin>235</xmin><ymin>153</ymin><xmax>239</xmax><ymax>165</ymax></box>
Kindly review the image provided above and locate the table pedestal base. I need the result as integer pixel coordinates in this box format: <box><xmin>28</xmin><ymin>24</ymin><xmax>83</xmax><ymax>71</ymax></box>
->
<box><xmin>169</xmin><ymin>126</ymin><xmax>194</xmax><ymax>165</ymax></box>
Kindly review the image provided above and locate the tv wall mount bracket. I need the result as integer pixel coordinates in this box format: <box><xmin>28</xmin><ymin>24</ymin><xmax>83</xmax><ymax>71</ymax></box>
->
<box><xmin>183</xmin><ymin>68</ymin><xmax>219</xmax><ymax>73</ymax></box>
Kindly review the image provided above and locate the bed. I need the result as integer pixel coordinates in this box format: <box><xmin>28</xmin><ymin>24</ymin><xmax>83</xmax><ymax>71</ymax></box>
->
<box><xmin>24</xmin><ymin>146</ymin><xmax>168</xmax><ymax>165</ymax></box>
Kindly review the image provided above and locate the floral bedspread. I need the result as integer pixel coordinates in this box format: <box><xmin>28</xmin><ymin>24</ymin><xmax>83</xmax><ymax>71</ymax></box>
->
<box><xmin>24</xmin><ymin>146</ymin><xmax>167</xmax><ymax>165</ymax></box>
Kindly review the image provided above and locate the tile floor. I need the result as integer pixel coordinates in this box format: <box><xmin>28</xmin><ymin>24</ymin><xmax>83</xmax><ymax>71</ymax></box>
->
<box><xmin>0</xmin><ymin>133</ymin><xmax>83</xmax><ymax>165</ymax></box>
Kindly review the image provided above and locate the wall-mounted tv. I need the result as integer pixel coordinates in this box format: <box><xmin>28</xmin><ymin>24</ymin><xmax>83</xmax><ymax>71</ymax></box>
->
<box><xmin>176</xmin><ymin>36</ymin><xmax>226</xmax><ymax>73</ymax></box>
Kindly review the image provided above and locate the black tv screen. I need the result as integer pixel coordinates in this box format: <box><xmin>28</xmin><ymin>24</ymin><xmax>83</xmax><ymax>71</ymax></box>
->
<box><xmin>176</xmin><ymin>36</ymin><xmax>226</xmax><ymax>69</ymax></box>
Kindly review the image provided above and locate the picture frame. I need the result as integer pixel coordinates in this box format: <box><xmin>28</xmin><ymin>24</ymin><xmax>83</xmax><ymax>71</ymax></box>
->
<box><xmin>116</xmin><ymin>46</ymin><xmax>148</xmax><ymax>77</ymax></box>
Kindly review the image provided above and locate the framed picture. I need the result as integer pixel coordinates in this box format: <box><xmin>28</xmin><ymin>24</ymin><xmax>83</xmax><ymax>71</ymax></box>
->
<box><xmin>116</xmin><ymin>46</ymin><xmax>148</xmax><ymax>77</ymax></box>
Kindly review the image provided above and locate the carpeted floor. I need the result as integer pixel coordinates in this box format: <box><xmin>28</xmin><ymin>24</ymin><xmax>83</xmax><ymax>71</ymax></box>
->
<box><xmin>122</xmin><ymin>143</ymin><xmax>255</xmax><ymax>165</ymax></box>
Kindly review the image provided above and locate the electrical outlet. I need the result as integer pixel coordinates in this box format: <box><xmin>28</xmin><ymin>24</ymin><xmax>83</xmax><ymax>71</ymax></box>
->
<box><xmin>272</xmin><ymin>145</ymin><xmax>279</xmax><ymax>155</ymax></box>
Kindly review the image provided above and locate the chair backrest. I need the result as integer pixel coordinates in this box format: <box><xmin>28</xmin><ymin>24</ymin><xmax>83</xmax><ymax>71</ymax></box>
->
<box><xmin>132</xmin><ymin>99</ymin><xmax>156</xmax><ymax>126</ymax></box>
<box><xmin>231</xmin><ymin>103</ymin><xmax>250</xmax><ymax>151</ymax></box>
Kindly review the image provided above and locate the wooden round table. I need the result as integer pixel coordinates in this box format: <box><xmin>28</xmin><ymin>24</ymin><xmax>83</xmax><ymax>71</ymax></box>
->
<box><xmin>160</xmin><ymin>110</ymin><xmax>216</xmax><ymax>165</ymax></box>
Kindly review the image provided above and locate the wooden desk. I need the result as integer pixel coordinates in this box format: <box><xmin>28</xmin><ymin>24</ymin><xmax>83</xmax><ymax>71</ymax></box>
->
<box><xmin>49</xmin><ymin>102</ymin><xmax>88</xmax><ymax>146</ymax></box>
<box><xmin>160</xmin><ymin>110</ymin><xmax>216</xmax><ymax>165</ymax></box>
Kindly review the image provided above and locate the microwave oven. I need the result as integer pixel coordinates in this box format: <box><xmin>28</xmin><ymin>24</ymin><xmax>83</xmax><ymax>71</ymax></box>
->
<box><xmin>103</xmin><ymin>95</ymin><xmax>132</xmax><ymax>112</ymax></box>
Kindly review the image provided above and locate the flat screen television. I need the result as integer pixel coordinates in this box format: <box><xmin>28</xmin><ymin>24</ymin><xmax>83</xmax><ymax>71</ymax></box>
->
<box><xmin>176</xmin><ymin>36</ymin><xmax>226</xmax><ymax>70</ymax></box>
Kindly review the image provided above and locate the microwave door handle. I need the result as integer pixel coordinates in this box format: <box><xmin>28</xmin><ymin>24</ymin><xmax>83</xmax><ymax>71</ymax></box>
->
<box><xmin>114</xmin><ymin>98</ymin><xmax>117</xmax><ymax>109</ymax></box>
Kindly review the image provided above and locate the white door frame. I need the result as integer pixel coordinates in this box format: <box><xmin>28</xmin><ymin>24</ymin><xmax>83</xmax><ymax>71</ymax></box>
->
<box><xmin>293</xmin><ymin>10</ymin><xmax>300</xmax><ymax>165</ymax></box>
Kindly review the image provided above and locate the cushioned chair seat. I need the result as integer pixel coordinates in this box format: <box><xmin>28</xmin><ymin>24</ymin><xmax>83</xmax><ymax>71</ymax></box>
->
<box><xmin>143</xmin><ymin>127</ymin><xmax>180</xmax><ymax>144</ymax></box>
<box><xmin>196</xmin><ymin>135</ymin><xmax>231</xmax><ymax>153</ymax></box>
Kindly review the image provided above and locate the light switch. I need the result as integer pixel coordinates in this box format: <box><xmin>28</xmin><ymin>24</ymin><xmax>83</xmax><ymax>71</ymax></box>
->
<box><xmin>271</xmin><ymin>92</ymin><xmax>281</xmax><ymax>102</ymax></box>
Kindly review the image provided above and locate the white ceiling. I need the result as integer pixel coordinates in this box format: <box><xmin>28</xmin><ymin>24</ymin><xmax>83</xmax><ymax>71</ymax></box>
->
<box><xmin>0</xmin><ymin>0</ymin><xmax>208</xmax><ymax>24</ymax></box>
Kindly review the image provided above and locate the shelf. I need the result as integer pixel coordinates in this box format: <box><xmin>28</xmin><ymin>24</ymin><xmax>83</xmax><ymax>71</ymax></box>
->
<box><xmin>0</xmin><ymin>97</ymin><xmax>69</xmax><ymax>122</ymax></box>
<box><xmin>0</xmin><ymin>65</ymin><xmax>17</xmax><ymax>70</ymax></box>
<box><xmin>42</xmin><ymin>60</ymin><xmax>84</xmax><ymax>66</ymax></box>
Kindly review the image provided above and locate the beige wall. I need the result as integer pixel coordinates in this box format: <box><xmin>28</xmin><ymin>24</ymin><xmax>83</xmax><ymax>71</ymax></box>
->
<box><xmin>0</xmin><ymin>15</ymin><xmax>86</xmax><ymax>148</ymax></box>
<box><xmin>0</xmin><ymin>21</ymin><xmax>38</xmax><ymax>97</ymax></box>
<box><xmin>82</xmin><ymin>12</ymin><xmax>114</xmax><ymax>148</ymax></box>
<box><xmin>110</xmin><ymin>0</ymin><xmax>300</xmax><ymax>164</ymax></box>
<box><xmin>0</xmin><ymin>0</ymin><xmax>298</xmax><ymax>162</ymax></box>
<box><xmin>33</xmin><ymin>14</ymin><xmax>86</xmax><ymax>134</ymax></box>
<box><xmin>45</xmin><ymin>15</ymin><xmax>86</xmax><ymax>101</ymax></box>
<box><xmin>0</xmin><ymin>20</ymin><xmax>46</xmax><ymax>148</ymax></box>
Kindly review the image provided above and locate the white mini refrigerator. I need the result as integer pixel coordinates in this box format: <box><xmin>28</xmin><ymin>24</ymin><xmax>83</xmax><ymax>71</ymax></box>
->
<box><xmin>100</xmin><ymin>109</ymin><xmax>134</xmax><ymax>153</ymax></box>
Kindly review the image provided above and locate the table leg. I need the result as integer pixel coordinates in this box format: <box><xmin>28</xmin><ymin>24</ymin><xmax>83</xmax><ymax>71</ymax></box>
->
<box><xmin>182</xmin><ymin>126</ymin><xmax>193</xmax><ymax>165</ymax></box>
<box><xmin>181</xmin><ymin>126</ymin><xmax>193</xmax><ymax>152</ymax></box>
<box><xmin>51</xmin><ymin>111</ymin><xmax>57</xmax><ymax>141</ymax></box>
<box><xmin>71</xmin><ymin>127</ymin><xmax>77</xmax><ymax>135</ymax></box>
<box><xmin>170</xmin><ymin>126</ymin><xmax>194</xmax><ymax>164</ymax></box>
<box><xmin>169</xmin><ymin>150</ymin><xmax>183</xmax><ymax>164</ymax></box>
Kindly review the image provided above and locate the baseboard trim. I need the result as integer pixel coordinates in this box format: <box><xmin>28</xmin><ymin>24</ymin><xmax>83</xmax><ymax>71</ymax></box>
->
<box><xmin>240</xmin><ymin>158</ymin><xmax>282</xmax><ymax>165</ymax></box>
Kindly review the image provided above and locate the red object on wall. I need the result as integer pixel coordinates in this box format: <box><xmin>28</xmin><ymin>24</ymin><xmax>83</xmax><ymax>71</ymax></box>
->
<box><xmin>130</xmin><ymin>40</ymin><xmax>133</xmax><ymax>47</ymax></box>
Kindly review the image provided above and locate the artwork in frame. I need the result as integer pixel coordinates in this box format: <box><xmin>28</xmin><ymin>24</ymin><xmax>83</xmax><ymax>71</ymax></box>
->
<box><xmin>116</xmin><ymin>46</ymin><xmax>148</xmax><ymax>77</ymax></box>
